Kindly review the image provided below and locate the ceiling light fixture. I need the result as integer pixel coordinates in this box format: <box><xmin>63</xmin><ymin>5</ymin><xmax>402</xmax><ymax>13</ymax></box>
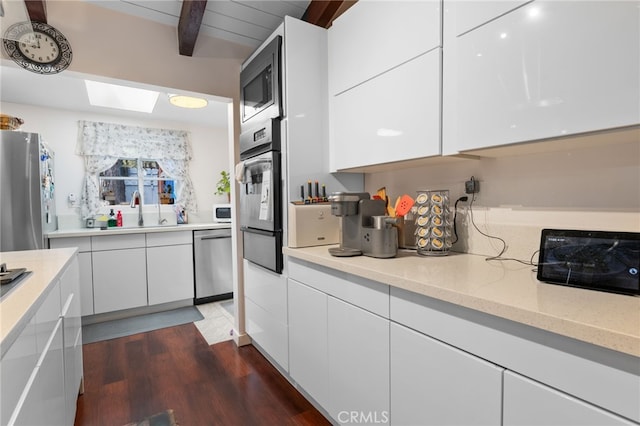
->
<box><xmin>85</xmin><ymin>80</ymin><xmax>159</xmax><ymax>113</ymax></box>
<box><xmin>168</xmin><ymin>94</ymin><xmax>208</xmax><ymax>109</ymax></box>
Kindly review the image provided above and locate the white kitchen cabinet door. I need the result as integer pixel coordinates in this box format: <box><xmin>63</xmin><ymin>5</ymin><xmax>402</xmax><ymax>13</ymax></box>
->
<box><xmin>330</xmin><ymin>50</ymin><xmax>441</xmax><ymax>171</ymax></box>
<box><xmin>503</xmin><ymin>371</ymin><xmax>637</xmax><ymax>425</ymax></box>
<box><xmin>0</xmin><ymin>318</ymin><xmax>37</xmax><ymax>426</ymax></box>
<box><xmin>328</xmin><ymin>297</ymin><xmax>389</xmax><ymax>425</ymax></box>
<box><xmin>390</xmin><ymin>322</ymin><xmax>503</xmax><ymax>426</ymax></box>
<box><xmin>288</xmin><ymin>278</ymin><xmax>329</xmax><ymax>409</ymax></box>
<box><xmin>59</xmin><ymin>256</ymin><xmax>83</xmax><ymax>425</ymax></box>
<box><xmin>92</xmin><ymin>248</ymin><xmax>147</xmax><ymax>314</ymax></box>
<box><xmin>146</xmin><ymin>244</ymin><xmax>194</xmax><ymax>305</ymax></box>
<box><xmin>328</xmin><ymin>0</ymin><xmax>441</xmax><ymax>96</ymax></box>
<box><xmin>77</xmin><ymin>252</ymin><xmax>94</xmax><ymax>316</ymax></box>
<box><xmin>11</xmin><ymin>319</ymin><xmax>66</xmax><ymax>426</ymax></box>
<box><xmin>453</xmin><ymin>1</ymin><xmax>639</xmax><ymax>152</ymax></box>
<box><xmin>449</xmin><ymin>0</ymin><xmax>530</xmax><ymax>37</ymax></box>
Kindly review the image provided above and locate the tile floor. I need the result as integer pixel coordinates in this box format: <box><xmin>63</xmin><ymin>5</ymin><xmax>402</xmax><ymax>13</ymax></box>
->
<box><xmin>194</xmin><ymin>299</ymin><xmax>235</xmax><ymax>345</ymax></box>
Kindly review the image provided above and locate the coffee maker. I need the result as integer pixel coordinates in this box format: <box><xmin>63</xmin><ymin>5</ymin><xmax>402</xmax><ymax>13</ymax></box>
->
<box><xmin>328</xmin><ymin>192</ymin><xmax>398</xmax><ymax>258</ymax></box>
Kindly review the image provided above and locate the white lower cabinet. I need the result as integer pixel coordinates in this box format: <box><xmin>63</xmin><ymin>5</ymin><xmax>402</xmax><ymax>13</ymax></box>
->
<box><xmin>288</xmin><ymin>279</ymin><xmax>329</xmax><ymax>409</ymax></box>
<box><xmin>503</xmin><ymin>371</ymin><xmax>636</xmax><ymax>426</ymax></box>
<box><xmin>1</xmin><ymin>254</ymin><xmax>83</xmax><ymax>426</ymax></box>
<box><xmin>147</xmin><ymin>244</ymin><xmax>194</xmax><ymax>305</ymax></box>
<box><xmin>12</xmin><ymin>319</ymin><xmax>66</xmax><ymax>426</ymax></box>
<box><xmin>0</xmin><ymin>318</ymin><xmax>37</xmax><ymax>426</ymax></box>
<box><xmin>60</xmin><ymin>256</ymin><xmax>83</xmax><ymax>425</ymax></box>
<box><xmin>50</xmin><ymin>230</ymin><xmax>198</xmax><ymax>316</ymax></box>
<box><xmin>48</xmin><ymin>237</ymin><xmax>94</xmax><ymax>316</ymax></box>
<box><xmin>244</xmin><ymin>259</ymin><xmax>289</xmax><ymax>371</ymax></box>
<box><xmin>92</xmin><ymin>248</ymin><xmax>147</xmax><ymax>314</ymax></box>
<box><xmin>328</xmin><ymin>297</ymin><xmax>390</xmax><ymax>425</ymax></box>
<box><xmin>390</xmin><ymin>322</ymin><xmax>503</xmax><ymax>426</ymax></box>
<box><xmin>77</xmin><ymin>252</ymin><xmax>94</xmax><ymax>316</ymax></box>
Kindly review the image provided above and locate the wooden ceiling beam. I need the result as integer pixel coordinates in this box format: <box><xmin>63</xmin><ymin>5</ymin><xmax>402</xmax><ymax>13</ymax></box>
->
<box><xmin>24</xmin><ymin>0</ymin><xmax>47</xmax><ymax>23</ymax></box>
<box><xmin>302</xmin><ymin>0</ymin><xmax>356</xmax><ymax>28</ymax></box>
<box><xmin>178</xmin><ymin>0</ymin><xmax>207</xmax><ymax>57</ymax></box>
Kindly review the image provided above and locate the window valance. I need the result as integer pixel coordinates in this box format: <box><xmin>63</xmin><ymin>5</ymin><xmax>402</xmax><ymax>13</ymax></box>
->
<box><xmin>76</xmin><ymin>120</ymin><xmax>192</xmax><ymax>160</ymax></box>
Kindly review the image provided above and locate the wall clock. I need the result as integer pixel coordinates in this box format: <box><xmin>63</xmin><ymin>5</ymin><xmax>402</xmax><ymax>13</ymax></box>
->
<box><xmin>2</xmin><ymin>21</ymin><xmax>72</xmax><ymax>75</ymax></box>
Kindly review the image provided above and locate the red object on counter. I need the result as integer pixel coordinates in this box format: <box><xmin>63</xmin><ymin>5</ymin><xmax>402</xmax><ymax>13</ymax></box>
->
<box><xmin>116</xmin><ymin>210</ymin><xmax>123</xmax><ymax>227</ymax></box>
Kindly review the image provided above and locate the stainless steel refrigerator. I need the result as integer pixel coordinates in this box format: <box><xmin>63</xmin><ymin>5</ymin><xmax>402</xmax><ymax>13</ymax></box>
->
<box><xmin>1</xmin><ymin>130</ymin><xmax>56</xmax><ymax>251</ymax></box>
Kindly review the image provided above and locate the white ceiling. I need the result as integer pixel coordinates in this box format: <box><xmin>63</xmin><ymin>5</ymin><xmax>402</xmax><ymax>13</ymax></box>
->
<box><xmin>0</xmin><ymin>63</ymin><xmax>232</xmax><ymax>127</ymax></box>
<box><xmin>1</xmin><ymin>0</ymin><xmax>311</xmax><ymax>128</ymax></box>
<box><xmin>85</xmin><ymin>0</ymin><xmax>311</xmax><ymax>49</ymax></box>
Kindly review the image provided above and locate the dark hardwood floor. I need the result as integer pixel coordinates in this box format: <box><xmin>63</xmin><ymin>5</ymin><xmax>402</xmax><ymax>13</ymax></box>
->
<box><xmin>74</xmin><ymin>323</ymin><xmax>330</xmax><ymax>426</ymax></box>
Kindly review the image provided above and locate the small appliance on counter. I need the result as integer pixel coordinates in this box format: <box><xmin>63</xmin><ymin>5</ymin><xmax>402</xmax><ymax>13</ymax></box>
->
<box><xmin>213</xmin><ymin>203</ymin><xmax>232</xmax><ymax>223</ymax></box>
<box><xmin>537</xmin><ymin>229</ymin><xmax>640</xmax><ymax>296</ymax></box>
<box><xmin>328</xmin><ymin>192</ymin><xmax>398</xmax><ymax>258</ymax></box>
<box><xmin>288</xmin><ymin>203</ymin><xmax>339</xmax><ymax>248</ymax></box>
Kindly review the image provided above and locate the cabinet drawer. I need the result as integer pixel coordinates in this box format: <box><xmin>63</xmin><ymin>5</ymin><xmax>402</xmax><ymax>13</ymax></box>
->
<box><xmin>390</xmin><ymin>286</ymin><xmax>640</xmax><ymax>422</ymax></box>
<box><xmin>288</xmin><ymin>257</ymin><xmax>389</xmax><ymax>318</ymax></box>
<box><xmin>146</xmin><ymin>231</ymin><xmax>192</xmax><ymax>247</ymax></box>
<box><xmin>504</xmin><ymin>371</ymin><xmax>636</xmax><ymax>425</ymax></box>
<box><xmin>49</xmin><ymin>237</ymin><xmax>91</xmax><ymax>252</ymax></box>
<box><xmin>91</xmin><ymin>233</ymin><xmax>145</xmax><ymax>251</ymax></box>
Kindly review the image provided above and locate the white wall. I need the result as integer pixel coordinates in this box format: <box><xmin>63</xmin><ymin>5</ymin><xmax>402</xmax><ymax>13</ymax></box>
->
<box><xmin>2</xmin><ymin>101</ymin><xmax>230</xmax><ymax>224</ymax></box>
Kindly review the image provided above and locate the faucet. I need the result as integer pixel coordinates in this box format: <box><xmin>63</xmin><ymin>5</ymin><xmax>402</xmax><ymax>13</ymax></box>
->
<box><xmin>157</xmin><ymin>202</ymin><xmax>167</xmax><ymax>225</ymax></box>
<box><xmin>130</xmin><ymin>191</ymin><xmax>144</xmax><ymax>227</ymax></box>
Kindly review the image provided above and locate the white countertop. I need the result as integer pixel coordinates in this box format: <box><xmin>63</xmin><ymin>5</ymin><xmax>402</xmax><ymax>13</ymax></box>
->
<box><xmin>47</xmin><ymin>222</ymin><xmax>231</xmax><ymax>238</ymax></box>
<box><xmin>0</xmin><ymin>248</ymin><xmax>78</xmax><ymax>356</ymax></box>
<box><xmin>284</xmin><ymin>245</ymin><xmax>640</xmax><ymax>357</ymax></box>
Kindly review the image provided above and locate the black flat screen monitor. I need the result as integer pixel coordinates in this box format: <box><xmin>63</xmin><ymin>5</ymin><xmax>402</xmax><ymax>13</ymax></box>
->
<box><xmin>537</xmin><ymin>229</ymin><xmax>639</xmax><ymax>296</ymax></box>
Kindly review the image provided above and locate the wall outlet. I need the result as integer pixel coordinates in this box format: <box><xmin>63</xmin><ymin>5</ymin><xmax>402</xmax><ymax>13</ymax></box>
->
<box><xmin>465</xmin><ymin>178</ymin><xmax>480</xmax><ymax>194</ymax></box>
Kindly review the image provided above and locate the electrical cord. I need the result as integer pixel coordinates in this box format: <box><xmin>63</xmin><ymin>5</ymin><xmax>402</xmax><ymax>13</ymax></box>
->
<box><xmin>452</xmin><ymin>196</ymin><xmax>468</xmax><ymax>244</ymax></box>
<box><xmin>468</xmin><ymin>191</ymin><xmax>538</xmax><ymax>267</ymax></box>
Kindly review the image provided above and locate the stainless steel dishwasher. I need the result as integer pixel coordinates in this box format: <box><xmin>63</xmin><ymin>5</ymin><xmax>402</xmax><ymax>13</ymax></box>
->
<box><xmin>193</xmin><ymin>228</ymin><xmax>233</xmax><ymax>303</ymax></box>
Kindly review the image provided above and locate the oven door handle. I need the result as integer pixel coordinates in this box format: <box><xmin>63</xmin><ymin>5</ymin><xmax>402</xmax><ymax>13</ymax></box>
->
<box><xmin>243</xmin><ymin>157</ymin><xmax>272</xmax><ymax>169</ymax></box>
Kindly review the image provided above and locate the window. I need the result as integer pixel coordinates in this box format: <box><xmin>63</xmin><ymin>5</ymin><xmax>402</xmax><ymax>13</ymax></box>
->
<box><xmin>77</xmin><ymin>120</ymin><xmax>196</xmax><ymax>219</ymax></box>
<box><xmin>99</xmin><ymin>159</ymin><xmax>177</xmax><ymax>205</ymax></box>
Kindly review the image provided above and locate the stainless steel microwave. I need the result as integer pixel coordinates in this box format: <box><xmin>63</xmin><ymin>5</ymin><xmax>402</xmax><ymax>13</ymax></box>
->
<box><xmin>240</xmin><ymin>35</ymin><xmax>282</xmax><ymax>125</ymax></box>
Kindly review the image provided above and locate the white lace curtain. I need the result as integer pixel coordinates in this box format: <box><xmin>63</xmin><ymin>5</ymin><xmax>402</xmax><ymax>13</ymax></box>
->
<box><xmin>76</xmin><ymin>120</ymin><xmax>197</xmax><ymax>218</ymax></box>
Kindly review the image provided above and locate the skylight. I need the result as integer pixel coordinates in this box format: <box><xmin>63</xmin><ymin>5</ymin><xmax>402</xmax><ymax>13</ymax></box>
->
<box><xmin>84</xmin><ymin>80</ymin><xmax>159</xmax><ymax>113</ymax></box>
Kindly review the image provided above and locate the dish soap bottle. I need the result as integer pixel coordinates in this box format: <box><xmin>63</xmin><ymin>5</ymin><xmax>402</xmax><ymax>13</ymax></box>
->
<box><xmin>116</xmin><ymin>210</ymin><xmax>123</xmax><ymax>227</ymax></box>
<box><xmin>108</xmin><ymin>209</ymin><xmax>117</xmax><ymax>227</ymax></box>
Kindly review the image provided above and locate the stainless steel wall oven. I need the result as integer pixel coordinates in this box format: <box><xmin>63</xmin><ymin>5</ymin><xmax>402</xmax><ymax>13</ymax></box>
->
<box><xmin>239</xmin><ymin>118</ymin><xmax>283</xmax><ymax>273</ymax></box>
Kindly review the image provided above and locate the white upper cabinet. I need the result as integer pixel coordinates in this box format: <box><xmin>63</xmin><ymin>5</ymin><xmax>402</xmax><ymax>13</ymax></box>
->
<box><xmin>328</xmin><ymin>0</ymin><xmax>441</xmax><ymax>96</ymax></box>
<box><xmin>450</xmin><ymin>0</ymin><xmax>531</xmax><ymax>36</ymax></box>
<box><xmin>449</xmin><ymin>0</ymin><xmax>640</xmax><ymax>152</ymax></box>
<box><xmin>331</xmin><ymin>49</ymin><xmax>442</xmax><ymax>171</ymax></box>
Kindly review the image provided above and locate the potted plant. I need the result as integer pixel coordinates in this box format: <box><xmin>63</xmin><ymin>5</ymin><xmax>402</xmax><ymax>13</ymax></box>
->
<box><xmin>215</xmin><ymin>170</ymin><xmax>231</xmax><ymax>202</ymax></box>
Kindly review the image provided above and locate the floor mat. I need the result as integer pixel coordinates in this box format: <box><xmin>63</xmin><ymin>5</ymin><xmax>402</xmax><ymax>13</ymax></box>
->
<box><xmin>123</xmin><ymin>409</ymin><xmax>177</xmax><ymax>426</ymax></box>
<box><xmin>83</xmin><ymin>306</ymin><xmax>204</xmax><ymax>344</ymax></box>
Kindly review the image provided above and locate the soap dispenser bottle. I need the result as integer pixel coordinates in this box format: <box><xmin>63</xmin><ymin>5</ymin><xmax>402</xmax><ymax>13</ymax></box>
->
<box><xmin>108</xmin><ymin>209</ymin><xmax>117</xmax><ymax>227</ymax></box>
<box><xmin>116</xmin><ymin>210</ymin><xmax>123</xmax><ymax>227</ymax></box>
